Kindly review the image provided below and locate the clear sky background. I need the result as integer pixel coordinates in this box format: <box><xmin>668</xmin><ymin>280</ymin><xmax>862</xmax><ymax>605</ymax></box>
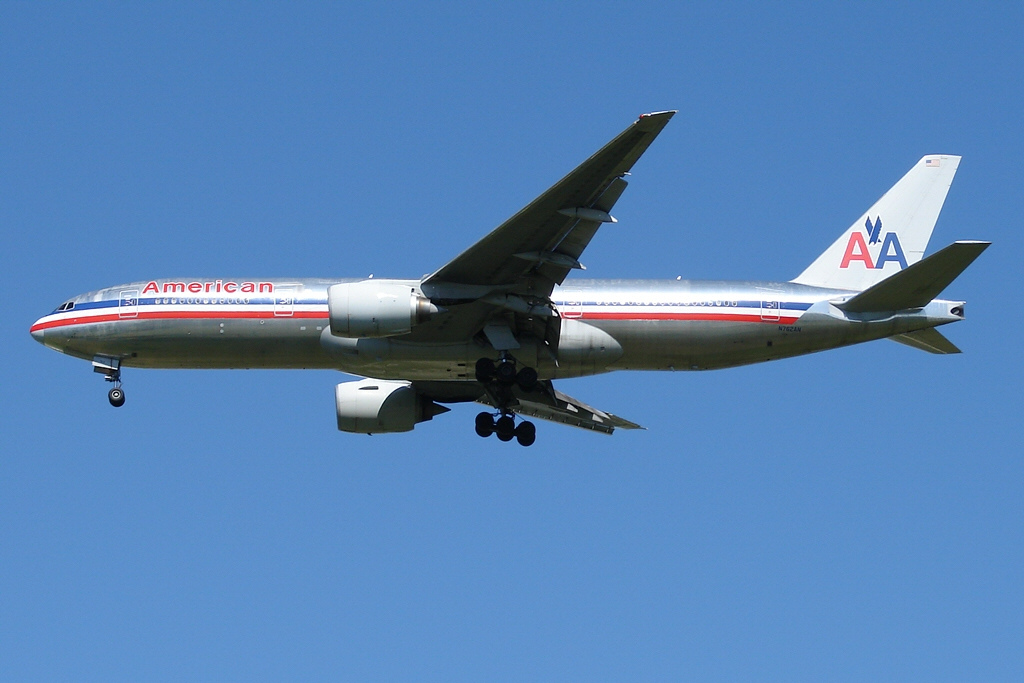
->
<box><xmin>2</xmin><ymin>3</ymin><xmax>1022</xmax><ymax>681</ymax></box>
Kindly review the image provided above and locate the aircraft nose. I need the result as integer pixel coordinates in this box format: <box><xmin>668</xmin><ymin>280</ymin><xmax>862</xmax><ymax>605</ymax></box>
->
<box><xmin>30</xmin><ymin>320</ymin><xmax>46</xmax><ymax>344</ymax></box>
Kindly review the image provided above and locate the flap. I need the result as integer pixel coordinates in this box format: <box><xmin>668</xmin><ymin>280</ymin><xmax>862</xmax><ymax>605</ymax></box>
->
<box><xmin>477</xmin><ymin>381</ymin><xmax>643</xmax><ymax>434</ymax></box>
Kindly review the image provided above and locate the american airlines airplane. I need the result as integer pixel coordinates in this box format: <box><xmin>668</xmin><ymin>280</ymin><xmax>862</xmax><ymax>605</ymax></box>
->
<box><xmin>30</xmin><ymin>111</ymin><xmax>988</xmax><ymax>446</ymax></box>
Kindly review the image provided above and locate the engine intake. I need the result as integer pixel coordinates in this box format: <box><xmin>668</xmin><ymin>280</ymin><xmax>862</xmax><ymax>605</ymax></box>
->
<box><xmin>328</xmin><ymin>280</ymin><xmax>438</xmax><ymax>338</ymax></box>
<box><xmin>335</xmin><ymin>379</ymin><xmax>448</xmax><ymax>434</ymax></box>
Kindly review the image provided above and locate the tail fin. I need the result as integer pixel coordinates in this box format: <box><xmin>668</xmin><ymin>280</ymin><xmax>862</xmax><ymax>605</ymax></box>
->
<box><xmin>792</xmin><ymin>155</ymin><xmax>961</xmax><ymax>291</ymax></box>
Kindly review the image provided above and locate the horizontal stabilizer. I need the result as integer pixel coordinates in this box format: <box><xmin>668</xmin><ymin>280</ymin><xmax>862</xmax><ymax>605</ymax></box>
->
<box><xmin>890</xmin><ymin>328</ymin><xmax>962</xmax><ymax>354</ymax></box>
<box><xmin>837</xmin><ymin>241</ymin><xmax>990</xmax><ymax>313</ymax></box>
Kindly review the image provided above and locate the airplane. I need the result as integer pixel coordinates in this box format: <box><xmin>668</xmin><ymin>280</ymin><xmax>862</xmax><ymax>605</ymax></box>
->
<box><xmin>30</xmin><ymin>111</ymin><xmax>989</xmax><ymax>446</ymax></box>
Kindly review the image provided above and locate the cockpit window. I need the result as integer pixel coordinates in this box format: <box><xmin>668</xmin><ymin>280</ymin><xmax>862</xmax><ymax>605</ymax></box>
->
<box><xmin>55</xmin><ymin>301</ymin><xmax>75</xmax><ymax>312</ymax></box>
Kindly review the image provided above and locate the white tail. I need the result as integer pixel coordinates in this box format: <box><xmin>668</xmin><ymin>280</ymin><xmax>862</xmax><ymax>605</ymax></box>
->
<box><xmin>792</xmin><ymin>155</ymin><xmax>961</xmax><ymax>291</ymax></box>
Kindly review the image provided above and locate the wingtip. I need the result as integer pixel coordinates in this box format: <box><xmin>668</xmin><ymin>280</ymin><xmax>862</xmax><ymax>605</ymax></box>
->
<box><xmin>637</xmin><ymin>110</ymin><xmax>676</xmax><ymax>122</ymax></box>
<box><xmin>635</xmin><ymin>110</ymin><xmax>676</xmax><ymax>132</ymax></box>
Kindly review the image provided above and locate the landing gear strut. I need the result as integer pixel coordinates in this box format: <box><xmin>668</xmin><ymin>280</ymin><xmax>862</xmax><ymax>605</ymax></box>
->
<box><xmin>93</xmin><ymin>355</ymin><xmax>125</xmax><ymax>407</ymax></box>
<box><xmin>474</xmin><ymin>411</ymin><xmax>537</xmax><ymax>447</ymax></box>
<box><xmin>474</xmin><ymin>353</ymin><xmax>541</xmax><ymax>446</ymax></box>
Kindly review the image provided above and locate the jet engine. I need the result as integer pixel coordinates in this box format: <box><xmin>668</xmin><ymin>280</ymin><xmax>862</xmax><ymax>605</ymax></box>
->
<box><xmin>328</xmin><ymin>280</ymin><xmax>438</xmax><ymax>338</ymax></box>
<box><xmin>335</xmin><ymin>378</ymin><xmax>449</xmax><ymax>434</ymax></box>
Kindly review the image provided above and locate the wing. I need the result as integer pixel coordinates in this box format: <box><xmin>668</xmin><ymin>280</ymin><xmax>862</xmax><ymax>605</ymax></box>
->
<box><xmin>423</xmin><ymin>111</ymin><xmax>675</xmax><ymax>295</ymax></box>
<box><xmin>409</xmin><ymin>112</ymin><xmax>674</xmax><ymax>345</ymax></box>
<box><xmin>412</xmin><ymin>380</ymin><xmax>643</xmax><ymax>435</ymax></box>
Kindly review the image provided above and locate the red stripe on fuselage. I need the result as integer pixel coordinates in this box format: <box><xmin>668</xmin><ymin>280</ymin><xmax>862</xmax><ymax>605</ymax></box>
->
<box><xmin>30</xmin><ymin>308</ymin><xmax>801</xmax><ymax>333</ymax></box>
<box><xmin>30</xmin><ymin>309</ymin><xmax>330</xmax><ymax>332</ymax></box>
<box><xmin>580</xmin><ymin>312</ymin><xmax>800</xmax><ymax>324</ymax></box>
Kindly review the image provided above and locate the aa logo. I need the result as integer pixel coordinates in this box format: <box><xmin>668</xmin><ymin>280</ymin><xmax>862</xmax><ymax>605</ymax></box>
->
<box><xmin>839</xmin><ymin>216</ymin><xmax>908</xmax><ymax>269</ymax></box>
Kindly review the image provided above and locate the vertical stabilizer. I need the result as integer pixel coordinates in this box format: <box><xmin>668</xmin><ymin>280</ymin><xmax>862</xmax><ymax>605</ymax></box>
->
<box><xmin>792</xmin><ymin>155</ymin><xmax>961</xmax><ymax>291</ymax></box>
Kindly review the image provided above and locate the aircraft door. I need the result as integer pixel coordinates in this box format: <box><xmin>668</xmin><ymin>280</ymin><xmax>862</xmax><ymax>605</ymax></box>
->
<box><xmin>274</xmin><ymin>286</ymin><xmax>298</xmax><ymax>317</ymax></box>
<box><xmin>758</xmin><ymin>288</ymin><xmax>781</xmax><ymax>322</ymax></box>
<box><xmin>118</xmin><ymin>289</ymin><xmax>139</xmax><ymax>319</ymax></box>
<box><xmin>559</xmin><ymin>289</ymin><xmax>583</xmax><ymax>319</ymax></box>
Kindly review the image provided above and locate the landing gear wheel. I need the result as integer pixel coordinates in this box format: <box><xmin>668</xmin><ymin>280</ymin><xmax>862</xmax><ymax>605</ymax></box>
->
<box><xmin>515</xmin><ymin>420</ymin><xmax>536</xmax><ymax>447</ymax></box>
<box><xmin>475</xmin><ymin>412</ymin><xmax>494</xmax><ymax>438</ymax></box>
<box><xmin>495</xmin><ymin>414</ymin><xmax>516</xmax><ymax>441</ymax></box>
<box><xmin>108</xmin><ymin>387</ymin><xmax>125</xmax><ymax>407</ymax></box>
<box><xmin>495</xmin><ymin>361</ymin><xmax>517</xmax><ymax>385</ymax></box>
<box><xmin>475</xmin><ymin>357</ymin><xmax>496</xmax><ymax>383</ymax></box>
<box><xmin>515</xmin><ymin>366</ymin><xmax>538</xmax><ymax>392</ymax></box>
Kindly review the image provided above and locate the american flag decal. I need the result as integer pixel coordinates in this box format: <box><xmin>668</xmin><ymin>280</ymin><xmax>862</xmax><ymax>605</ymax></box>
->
<box><xmin>925</xmin><ymin>158</ymin><xmax>941</xmax><ymax>167</ymax></box>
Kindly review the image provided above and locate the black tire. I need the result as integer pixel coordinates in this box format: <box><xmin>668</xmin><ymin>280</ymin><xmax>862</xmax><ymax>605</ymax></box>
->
<box><xmin>108</xmin><ymin>387</ymin><xmax>125</xmax><ymax>407</ymax></box>
<box><xmin>515</xmin><ymin>366</ymin><xmax>538</xmax><ymax>392</ymax></box>
<box><xmin>515</xmin><ymin>421</ymin><xmax>536</xmax><ymax>447</ymax></box>
<box><xmin>495</xmin><ymin>415</ymin><xmax>516</xmax><ymax>441</ymax></box>
<box><xmin>475</xmin><ymin>357</ymin><xmax>496</xmax><ymax>383</ymax></box>
<box><xmin>475</xmin><ymin>412</ymin><xmax>494</xmax><ymax>437</ymax></box>
<box><xmin>495</xmin><ymin>361</ymin><xmax>517</xmax><ymax>385</ymax></box>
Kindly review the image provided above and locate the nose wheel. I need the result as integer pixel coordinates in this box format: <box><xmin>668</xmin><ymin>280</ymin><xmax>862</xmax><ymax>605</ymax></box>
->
<box><xmin>108</xmin><ymin>386</ymin><xmax>126</xmax><ymax>407</ymax></box>
<box><xmin>474</xmin><ymin>411</ymin><xmax>537</xmax><ymax>447</ymax></box>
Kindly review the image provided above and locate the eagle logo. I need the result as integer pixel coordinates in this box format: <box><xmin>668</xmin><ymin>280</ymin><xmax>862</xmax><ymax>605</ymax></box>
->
<box><xmin>865</xmin><ymin>216</ymin><xmax>883</xmax><ymax>245</ymax></box>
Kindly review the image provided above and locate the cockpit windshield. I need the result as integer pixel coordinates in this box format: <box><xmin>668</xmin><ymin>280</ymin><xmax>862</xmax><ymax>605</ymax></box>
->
<box><xmin>54</xmin><ymin>301</ymin><xmax>75</xmax><ymax>313</ymax></box>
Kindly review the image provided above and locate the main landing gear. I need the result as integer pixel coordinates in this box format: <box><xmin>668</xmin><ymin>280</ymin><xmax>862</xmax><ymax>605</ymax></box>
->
<box><xmin>475</xmin><ymin>411</ymin><xmax>536</xmax><ymax>447</ymax></box>
<box><xmin>474</xmin><ymin>357</ymin><xmax>537</xmax><ymax>391</ymax></box>
<box><xmin>474</xmin><ymin>355</ymin><xmax>539</xmax><ymax>446</ymax></box>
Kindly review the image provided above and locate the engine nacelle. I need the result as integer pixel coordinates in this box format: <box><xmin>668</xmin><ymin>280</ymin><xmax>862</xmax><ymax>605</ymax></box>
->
<box><xmin>335</xmin><ymin>379</ymin><xmax>448</xmax><ymax>434</ymax></box>
<box><xmin>328</xmin><ymin>280</ymin><xmax>437</xmax><ymax>338</ymax></box>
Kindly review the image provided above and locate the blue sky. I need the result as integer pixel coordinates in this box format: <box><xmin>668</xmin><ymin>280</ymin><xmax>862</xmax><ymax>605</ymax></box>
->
<box><xmin>2</xmin><ymin>3</ymin><xmax>1022</xmax><ymax>681</ymax></box>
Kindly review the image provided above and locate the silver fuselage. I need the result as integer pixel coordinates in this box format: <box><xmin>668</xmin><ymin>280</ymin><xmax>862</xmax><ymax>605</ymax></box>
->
<box><xmin>31</xmin><ymin>277</ymin><xmax>964</xmax><ymax>380</ymax></box>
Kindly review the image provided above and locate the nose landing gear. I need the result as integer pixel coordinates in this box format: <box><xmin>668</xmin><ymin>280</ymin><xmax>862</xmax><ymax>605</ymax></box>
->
<box><xmin>92</xmin><ymin>355</ymin><xmax>126</xmax><ymax>407</ymax></box>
